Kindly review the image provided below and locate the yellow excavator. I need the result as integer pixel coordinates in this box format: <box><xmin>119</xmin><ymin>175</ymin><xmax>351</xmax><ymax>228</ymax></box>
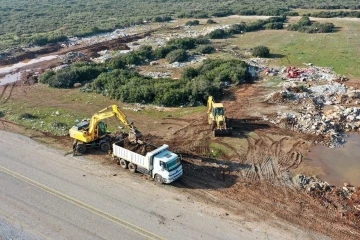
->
<box><xmin>207</xmin><ymin>96</ymin><xmax>232</xmax><ymax>137</ymax></box>
<box><xmin>69</xmin><ymin>105</ymin><xmax>142</xmax><ymax>154</ymax></box>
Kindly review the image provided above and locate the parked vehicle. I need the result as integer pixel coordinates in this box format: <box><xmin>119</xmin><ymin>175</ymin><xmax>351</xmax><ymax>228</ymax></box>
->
<box><xmin>112</xmin><ymin>140</ymin><xmax>183</xmax><ymax>184</ymax></box>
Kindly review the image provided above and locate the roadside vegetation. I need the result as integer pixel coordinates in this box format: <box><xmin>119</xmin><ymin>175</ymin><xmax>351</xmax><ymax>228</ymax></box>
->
<box><xmin>0</xmin><ymin>0</ymin><xmax>359</xmax><ymax>50</ymax></box>
<box><xmin>38</xmin><ymin>35</ymin><xmax>251</xmax><ymax>107</ymax></box>
<box><xmin>41</xmin><ymin>57</ymin><xmax>249</xmax><ymax>107</ymax></box>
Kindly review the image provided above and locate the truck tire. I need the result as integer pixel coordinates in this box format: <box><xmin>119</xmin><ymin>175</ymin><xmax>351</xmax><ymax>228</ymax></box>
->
<box><xmin>100</xmin><ymin>142</ymin><xmax>110</xmax><ymax>152</ymax></box>
<box><xmin>119</xmin><ymin>159</ymin><xmax>128</xmax><ymax>169</ymax></box>
<box><xmin>128</xmin><ymin>163</ymin><xmax>136</xmax><ymax>173</ymax></box>
<box><xmin>76</xmin><ymin>144</ymin><xmax>87</xmax><ymax>154</ymax></box>
<box><xmin>155</xmin><ymin>174</ymin><xmax>163</xmax><ymax>184</ymax></box>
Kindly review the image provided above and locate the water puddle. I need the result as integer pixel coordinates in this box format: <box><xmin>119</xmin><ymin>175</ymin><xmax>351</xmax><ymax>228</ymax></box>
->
<box><xmin>0</xmin><ymin>55</ymin><xmax>58</xmax><ymax>75</ymax></box>
<box><xmin>0</xmin><ymin>72</ymin><xmax>22</xmax><ymax>86</ymax></box>
<box><xmin>307</xmin><ymin>133</ymin><xmax>360</xmax><ymax>185</ymax></box>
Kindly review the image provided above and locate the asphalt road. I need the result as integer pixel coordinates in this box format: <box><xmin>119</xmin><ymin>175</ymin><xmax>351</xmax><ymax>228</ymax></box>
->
<box><xmin>0</xmin><ymin>130</ymin><xmax>326</xmax><ymax>240</ymax></box>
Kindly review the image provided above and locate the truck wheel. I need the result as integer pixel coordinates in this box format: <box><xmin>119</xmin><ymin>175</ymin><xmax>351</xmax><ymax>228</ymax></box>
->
<box><xmin>128</xmin><ymin>163</ymin><xmax>136</xmax><ymax>173</ymax></box>
<box><xmin>155</xmin><ymin>174</ymin><xmax>163</xmax><ymax>184</ymax></box>
<box><xmin>76</xmin><ymin>144</ymin><xmax>86</xmax><ymax>154</ymax></box>
<box><xmin>120</xmin><ymin>159</ymin><xmax>128</xmax><ymax>169</ymax></box>
<box><xmin>100</xmin><ymin>142</ymin><xmax>110</xmax><ymax>152</ymax></box>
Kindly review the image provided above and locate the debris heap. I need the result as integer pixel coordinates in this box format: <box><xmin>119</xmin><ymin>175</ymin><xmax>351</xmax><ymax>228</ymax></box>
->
<box><xmin>265</xmin><ymin>82</ymin><xmax>360</xmax><ymax>147</ymax></box>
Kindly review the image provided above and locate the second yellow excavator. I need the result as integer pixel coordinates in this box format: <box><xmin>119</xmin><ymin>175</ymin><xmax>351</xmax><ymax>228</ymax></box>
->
<box><xmin>207</xmin><ymin>96</ymin><xmax>232</xmax><ymax>137</ymax></box>
<box><xmin>69</xmin><ymin>105</ymin><xmax>142</xmax><ymax>154</ymax></box>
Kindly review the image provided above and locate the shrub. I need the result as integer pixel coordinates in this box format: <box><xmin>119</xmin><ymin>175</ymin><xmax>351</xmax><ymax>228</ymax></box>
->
<box><xmin>19</xmin><ymin>113</ymin><xmax>37</xmax><ymax>119</ymax></box>
<box><xmin>226</xmin><ymin>24</ymin><xmax>246</xmax><ymax>34</ymax></box>
<box><xmin>195</xmin><ymin>37</ymin><xmax>211</xmax><ymax>45</ymax></box>
<box><xmin>206</xmin><ymin>19</ymin><xmax>216</xmax><ymax>24</ymax></box>
<box><xmin>185</xmin><ymin>20</ymin><xmax>200</xmax><ymax>26</ymax></box>
<box><xmin>39</xmin><ymin>70</ymin><xmax>56</xmax><ymax>84</ymax></box>
<box><xmin>153</xmin><ymin>16</ymin><xmax>172</xmax><ymax>22</ymax></box>
<box><xmin>287</xmin><ymin>16</ymin><xmax>335</xmax><ymax>33</ymax></box>
<box><xmin>264</xmin><ymin>22</ymin><xmax>284</xmax><ymax>30</ymax></box>
<box><xmin>197</xmin><ymin>45</ymin><xmax>216</xmax><ymax>54</ymax></box>
<box><xmin>167</xmin><ymin>37</ymin><xmax>197</xmax><ymax>49</ymax></box>
<box><xmin>182</xmin><ymin>67</ymin><xmax>199</xmax><ymax>80</ymax></box>
<box><xmin>252</xmin><ymin>46</ymin><xmax>270</xmax><ymax>57</ymax></box>
<box><xmin>166</xmin><ymin>49</ymin><xmax>188</xmax><ymax>63</ymax></box>
<box><xmin>183</xmin><ymin>59</ymin><xmax>250</xmax><ymax>85</ymax></box>
<box><xmin>154</xmin><ymin>45</ymin><xmax>177</xmax><ymax>58</ymax></box>
<box><xmin>207</xmin><ymin>29</ymin><xmax>228</xmax><ymax>39</ymax></box>
<box><xmin>41</xmin><ymin>63</ymin><xmax>105</xmax><ymax>88</ymax></box>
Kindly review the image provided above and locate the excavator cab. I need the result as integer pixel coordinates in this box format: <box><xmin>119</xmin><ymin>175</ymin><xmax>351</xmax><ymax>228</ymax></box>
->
<box><xmin>207</xmin><ymin>96</ymin><xmax>232</xmax><ymax>137</ymax></box>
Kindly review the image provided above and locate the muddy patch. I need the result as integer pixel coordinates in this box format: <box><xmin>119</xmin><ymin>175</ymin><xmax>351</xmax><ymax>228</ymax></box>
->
<box><xmin>307</xmin><ymin>133</ymin><xmax>360</xmax><ymax>185</ymax></box>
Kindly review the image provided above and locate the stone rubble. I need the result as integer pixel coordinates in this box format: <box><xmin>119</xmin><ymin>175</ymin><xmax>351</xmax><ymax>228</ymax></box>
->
<box><xmin>265</xmin><ymin>79</ymin><xmax>360</xmax><ymax>147</ymax></box>
<box><xmin>141</xmin><ymin>71</ymin><xmax>173</xmax><ymax>79</ymax></box>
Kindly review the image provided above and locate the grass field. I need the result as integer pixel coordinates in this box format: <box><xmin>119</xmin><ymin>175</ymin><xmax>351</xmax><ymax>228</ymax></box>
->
<box><xmin>0</xmin><ymin>84</ymin><xmax>204</xmax><ymax>135</ymax></box>
<box><xmin>225</xmin><ymin>17</ymin><xmax>360</xmax><ymax>78</ymax></box>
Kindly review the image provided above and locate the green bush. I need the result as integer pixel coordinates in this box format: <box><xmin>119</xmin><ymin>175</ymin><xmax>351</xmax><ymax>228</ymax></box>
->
<box><xmin>31</xmin><ymin>34</ymin><xmax>68</xmax><ymax>46</ymax></box>
<box><xmin>167</xmin><ymin>37</ymin><xmax>197</xmax><ymax>49</ymax></box>
<box><xmin>41</xmin><ymin>63</ymin><xmax>105</xmax><ymax>88</ymax></box>
<box><xmin>206</xmin><ymin>19</ymin><xmax>216</xmax><ymax>24</ymax></box>
<box><xmin>226</xmin><ymin>24</ymin><xmax>246</xmax><ymax>34</ymax></box>
<box><xmin>196</xmin><ymin>45</ymin><xmax>216</xmax><ymax>54</ymax></box>
<box><xmin>154</xmin><ymin>45</ymin><xmax>178</xmax><ymax>58</ymax></box>
<box><xmin>207</xmin><ymin>29</ymin><xmax>228</xmax><ymax>39</ymax></box>
<box><xmin>264</xmin><ymin>22</ymin><xmax>284</xmax><ymax>30</ymax></box>
<box><xmin>182</xmin><ymin>67</ymin><xmax>199</xmax><ymax>80</ymax></box>
<box><xmin>182</xmin><ymin>59</ymin><xmax>250</xmax><ymax>84</ymax></box>
<box><xmin>287</xmin><ymin>16</ymin><xmax>335</xmax><ymax>33</ymax></box>
<box><xmin>252</xmin><ymin>46</ymin><xmax>270</xmax><ymax>57</ymax></box>
<box><xmin>86</xmin><ymin>69</ymin><xmax>221</xmax><ymax>107</ymax></box>
<box><xmin>185</xmin><ymin>20</ymin><xmax>200</xmax><ymax>26</ymax></box>
<box><xmin>39</xmin><ymin>70</ymin><xmax>56</xmax><ymax>84</ymax></box>
<box><xmin>166</xmin><ymin>49</ymin><xmax>189</xmax><ymax>63</ymax></box>
<box><xmin>153</xmin><ymin>16</ymin><xmax>172</xmax><ymax>22</ymax></box>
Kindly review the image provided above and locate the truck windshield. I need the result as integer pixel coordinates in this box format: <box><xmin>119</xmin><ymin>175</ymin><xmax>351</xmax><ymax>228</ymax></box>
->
<box><xmin>165</xmin><ymin>158</ymin><xmax>180</xmax><ymax>171</ymax></box>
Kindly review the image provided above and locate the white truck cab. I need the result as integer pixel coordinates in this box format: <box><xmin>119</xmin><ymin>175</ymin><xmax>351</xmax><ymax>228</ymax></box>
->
<box><xmin>112</xmin><ymin>142</ymin><xmax>183</xmax><ymax>184</ymax></box>
<box><xmin>153</xmin><ymin>149</ymin><xmax>183</xmax><ymax>184</ymax></box>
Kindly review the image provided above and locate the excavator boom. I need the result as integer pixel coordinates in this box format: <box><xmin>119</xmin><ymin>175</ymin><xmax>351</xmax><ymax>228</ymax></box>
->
<box><xmin>69</xmin><ymin>105</ymin><xmax>142</xmax><ymax>154</ymax></box>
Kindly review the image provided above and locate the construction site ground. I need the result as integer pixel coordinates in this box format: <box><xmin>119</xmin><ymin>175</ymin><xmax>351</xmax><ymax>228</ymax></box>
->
<box><xmin>1</xmin><ymin>78</ymin><xmax>359</xmax><ymax>239</ymax></box>
<box><xmin>1</xmin><ymin>15</ymin><xmax>360</xmax><ymax>239</ymax></box>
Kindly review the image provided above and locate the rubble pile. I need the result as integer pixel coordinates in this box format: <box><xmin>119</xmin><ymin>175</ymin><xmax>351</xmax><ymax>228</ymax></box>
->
<box><xmin>294</xmin><ymin>175</ymin><xmax>360</xmax><ymax>218</ymax></box>
<box><xmin>266</xmin><ymin>82</ymin><xmax>360</xmax><ymax>147</ymax></box>
<box><xmin>60</xmin><ymin>52</ymin><xmax>86</xmax><ymax>63</ymax></box>
<box><xmin>167</xmin><ymin>55</ymin><xmax>206</xmax><ymax>68</ymax></box>
<box><xmin>141</xmin><ymin>71</ymin><xmax>173</xmax><ymax>79</ymax></box>
<box><xmin>294</xmin><ymin>175</ymin><xmax>331</xmax><ymax>192</ymax></box>
<box><xmin>283</xmin><ymin>66</ymin><xmax>339</xmax><ymax>82</ymax></box>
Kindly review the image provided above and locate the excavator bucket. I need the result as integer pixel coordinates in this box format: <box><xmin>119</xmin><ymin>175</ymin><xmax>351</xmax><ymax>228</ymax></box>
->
<box><xmin>128</xmin><ymin>129</ymin><xmax>143</xmax><ymax>142</ymax></box>
<box><xmin>214</xmin><ymin>128</ymin><xmax>233</xmax><ymax>137</ymax></box>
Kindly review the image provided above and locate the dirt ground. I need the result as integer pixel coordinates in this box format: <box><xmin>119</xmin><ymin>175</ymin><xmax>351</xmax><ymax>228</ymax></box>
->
<box><xmin>1</xmin><ymin>79</ymin><xmax>359</xmax><ymax>239</ymax></box>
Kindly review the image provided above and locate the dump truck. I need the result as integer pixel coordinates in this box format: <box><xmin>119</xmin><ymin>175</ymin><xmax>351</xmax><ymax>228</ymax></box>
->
<box><xmin>207</xmin><ymin>96</ymin><xmax>232</xmax><ymax>137</ymax></box>
<box><xmin>112</xmin><ymin>140</ymin><xmax>183</xmax><ymax>184</ymax></box>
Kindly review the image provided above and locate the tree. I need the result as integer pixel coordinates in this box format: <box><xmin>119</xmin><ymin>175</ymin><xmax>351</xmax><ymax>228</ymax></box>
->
<box><xmin>252</xmin><ymin>46</ymin><xmax>270</xmax><ymax>57</ymax></box>
<box><xmin>166</xmin><ymin>49</ymin><xmax>188</xmax><ymax>63</ymax></box>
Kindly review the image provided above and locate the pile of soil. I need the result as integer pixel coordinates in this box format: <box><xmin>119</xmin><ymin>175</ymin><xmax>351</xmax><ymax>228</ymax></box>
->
<box><xmin>122</xmin><ymin>138</ymin><xmax>157</xmax><ymax>156</ymax></box>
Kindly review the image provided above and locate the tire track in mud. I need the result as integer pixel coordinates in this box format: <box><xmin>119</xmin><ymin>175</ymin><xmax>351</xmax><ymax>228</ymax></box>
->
<box><xmin>241</xmin><ymin>136</ymin><xmax>304</xmax><ymax>182</ymax></box>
